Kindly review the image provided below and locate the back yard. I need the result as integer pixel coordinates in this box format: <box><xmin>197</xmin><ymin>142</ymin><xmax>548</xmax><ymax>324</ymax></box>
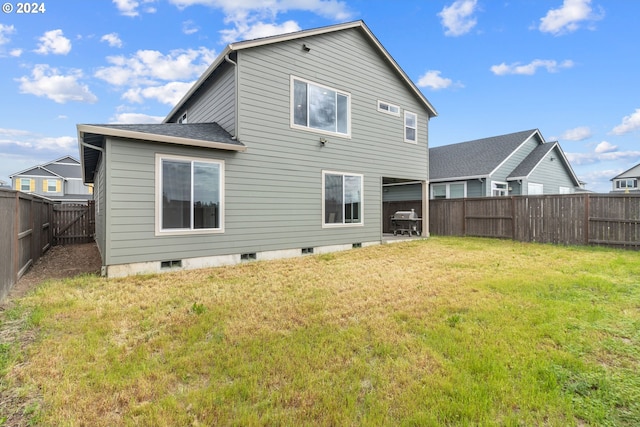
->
<box><xmin>1</xmin><ymin>237</ymin><xmax>639</xmax><ymax>426</ymax></box>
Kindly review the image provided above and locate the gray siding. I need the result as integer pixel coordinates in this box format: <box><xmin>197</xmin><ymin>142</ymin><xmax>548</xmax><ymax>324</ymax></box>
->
<box><xmin>617</xmin><ymin>163</ymin><xmax>640</xmax><ymax>179</ymax></box>
<box><xmin>94</xmin><ymin>156</ymin><xmax>106</xmax><ymax>261</ymax></box>
<box><xmin>525</xmin><ymin>147</ymin><xmax>576</xmax><ymax>194</ymax></box>
<box><xmin>383</xmin><ymin>183</ymin><xmax>421</xmax><ymax>202</ymax></box>
<box><xmin>172</xmin><ymin>62</ymin><xmax>236</xmax><ymax>134</ymax></box>
<box><xmin>491</xmin><ymin>136</ymin><xmax>539</xmax><ymax>194</ymax></box>
<box><xmin>466</xmin><ymin>179</ymin><xmax>485</xmax><ymax>198</ymax></box>
<box><xmin>65</xmin><ymin>178</ymin><xmax>92</xmax><ymax>195</ymax></box>
<box><xmin>103</xmin><ymin>28</ymin><xmax>431</xmax><ymax>266</ymax></box>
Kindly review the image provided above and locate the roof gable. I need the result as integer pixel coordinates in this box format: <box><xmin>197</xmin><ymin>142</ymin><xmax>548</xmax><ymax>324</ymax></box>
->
<box><xmin>612</xmin><ymin>162</ymin><xmax>640</xmax><ymax>180</ymax></box>
<box><xmin>429</xmin><ymin>129</ymin><xmax>540</xmax><ymax>181</ymax></box>
<box><xmin>164</xmin><ymin>20</ymin><xmax>436</xmax><ymax>123</ymax></box>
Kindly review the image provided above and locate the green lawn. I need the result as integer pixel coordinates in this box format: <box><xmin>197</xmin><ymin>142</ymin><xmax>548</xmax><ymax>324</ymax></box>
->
<box><xmin>2</xmin><ymin>237</ymin><xmax>639</xmax><ymax>426</ymax></box>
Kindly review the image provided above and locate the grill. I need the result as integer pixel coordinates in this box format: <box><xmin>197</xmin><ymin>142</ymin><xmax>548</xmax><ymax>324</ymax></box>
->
<box><xmin>390</xmin><ymin>209</ymin><xmax>421</xmax><ymax>236</ymax></box>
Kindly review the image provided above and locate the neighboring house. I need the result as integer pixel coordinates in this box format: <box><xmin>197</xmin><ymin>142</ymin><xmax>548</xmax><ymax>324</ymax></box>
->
<box><xmin>610</xmin><ymin>163</ymin><xmax>640</xmax><ymax>193</ymax></box>
<box><xmin>9</xmin><ymin>156</ymin><xmax>93</xmax><ymax>203</ymax></box>
<box><xmin>77</xmin><ymin>21</ymin><xmax>437</xmax><ymax>277</ymax></box>
<box><xmin>428</xmin><ymin>129</ymin><xmax>581</xmax><ymax>199</ymax></box>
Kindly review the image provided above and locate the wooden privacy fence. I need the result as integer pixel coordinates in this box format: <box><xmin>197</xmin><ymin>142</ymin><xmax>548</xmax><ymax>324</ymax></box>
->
<box><xmin>0</xmin><ymin>189</ymin><xmax>95</xmax><ymax>302</ymax></box>
<box><xmin>0</xmin><ymin>189</ymin><xmax>54</xmax><ymax>301</ymax></box>
<box><xmin>429</xmin><ymin>193</ymin><xmax>640</xmax><ymax>249</ymax></box>
<box><xmin>53</xmin><ymin>201</ymin><xmax>95</xmax><ymax>245</ymax></box>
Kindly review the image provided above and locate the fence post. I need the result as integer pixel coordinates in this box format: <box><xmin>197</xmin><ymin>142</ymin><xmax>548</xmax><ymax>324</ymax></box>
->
<box><xmin>13</xmin><ymin>192</ymin><xmax>19</xmax><ymax>290</ymax></box>
<box><xmin>584</xmin><ymin>193</ymin><xmax>590</xmax><ymax>246</ymax></box>
<box><xmin>462</xmin><ymin>197</ymin><xmax>467</xmax><ymax>236</ymax></box>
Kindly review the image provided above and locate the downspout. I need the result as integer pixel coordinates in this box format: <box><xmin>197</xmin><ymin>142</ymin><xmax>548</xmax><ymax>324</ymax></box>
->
<box><xmin>224</xmin><ymin>53</ymin><xmax>239</xmax><ymax>140</ymax></box>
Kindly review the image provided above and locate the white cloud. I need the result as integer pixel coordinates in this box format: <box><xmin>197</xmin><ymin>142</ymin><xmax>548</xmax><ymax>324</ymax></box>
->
<box><xmin>566</xmin><ymin>147</ymin><xmax>640</xmax><ymax>165</ymax></box>
<box><xmin>182</xmin><ymin>20</ymin><xmax>199</xmax><ymax>35</ymax></box>
<box><xmin>490</xmin><ymin>59</ymin><xmax>574</xmax><ymax>75</ymax></box>
<box><xmin>438</xmin><ymin>0</ymin><xmax>478</xmax><ymax>37</ymax></box>
<box><xmin>17</xmin><ymin>64</ymin><xmax>98</xmax><ymax>104</ymax></box>
<box><xmin>539</xmin><ymin>0</ymin><xmax>603</xmax><ymax>35</ymax></box>
<box><xmin>220</xmin><ymin>20</ymin><xmax>301</xmax><ymax>43</ymax></box>
<box><xmin>101</xmin><ymin>33</ymin><xmax>123</xmax><ymax>48</ymax></box>
<box><xmin>9</xmin><ymin>48</ymin><xmax>22</xmax><ymax>57</ymax></box>
<box><xmin>122</xmin><ymin>81</ymin><xmax>195</xmax><ymax>105</ymax></box>
<box><xmin>611</xmin><ymin>108</ymin><xmax>640</xmax><ymax>135</ymax></box>
<box><xmin>113</xmin><ymin>0</ymin><xmax>157</xmax><ymax>17</ymax></box>
<box><xmin>109</xmin><ymin>112</ymin><xmax>165</xmax><ymax>124</ymax></box>
<box><xmin>168</xmin><ymin>0</ymin><xmax>351</xmax><ymax>42</ymax></box>
<box><xmin>35</xmin><ymin>29</ymin><xmax>72</xmax><ymax>55</ymax></box>
<box><xmin>594</xmin><ymin>141</ymin><xmax>617</xmax><ymax>154</ymax></box>
<box><xmin>417</xmin><ymin>70</ymin><xmax>463</xmax><ymax>91</ymax></box>
<box><xmin>0</xmin><ymin>24</ymin><xmax>15</xmax><ymax>45</ymax></box>
<box><xmin>560</xmin><ymin>126</ymin><xmax>592</xmax><ymax>141</ymax></box>
<box><xmin>0</xmin><ymin>127</ymin><xmax>76</xmax><ymax>151</ymax></box>
<box><xmin>95</xmin><ymin>47</ymin><xmax>216</xmax><ymax>86</ymax></box>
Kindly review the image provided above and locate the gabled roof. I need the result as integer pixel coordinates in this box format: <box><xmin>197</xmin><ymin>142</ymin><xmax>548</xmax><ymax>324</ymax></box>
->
<box><xmin>78</xmin><ymin>123</ymin><xmax>245</xmax><ymax>183</ymax></box>
<box><xmin>507</xmin><ymin>141</ymin><xmax>581</xmax><ymax>186</ymax></box>
<box><xmin>9</xmin><ymin>155</ymin><xmax>83</xmax><ymax>179</ymax></box>
<box><xmin>429</xmin><ymin>129</ymin><xmax>540</xmax><ymax>181</ymax></box>
<box><xmin>611</xmin><ymin>162</ymin><xmax>640</xmax><ymax>180</ymax></box>
<box><xmin>164</xmin><ymin>20</ymin><xmax>437</xmax><ymax>123</ymax></box>
<box><xmin>507</xmin><ymin>142</ymin><xmax>557</xmax><ymax>180</ymax></box>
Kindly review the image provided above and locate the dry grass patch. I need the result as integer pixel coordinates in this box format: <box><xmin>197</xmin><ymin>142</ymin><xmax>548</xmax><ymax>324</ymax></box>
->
<box><xmin>2</xmin><ymin>237</ymin><xmax>640</xmax><ymax>425</ymax></box>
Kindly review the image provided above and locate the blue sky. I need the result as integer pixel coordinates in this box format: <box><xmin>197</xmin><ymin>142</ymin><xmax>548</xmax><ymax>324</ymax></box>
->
<box><xmin>1</xmin><ymin>0</ymin><xmax>639</xmax><ymax>192</ymax></box>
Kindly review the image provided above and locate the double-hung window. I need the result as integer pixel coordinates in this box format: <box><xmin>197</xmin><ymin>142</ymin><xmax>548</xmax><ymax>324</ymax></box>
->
<box><xmin>323</xmin><ymin>171</ymin><xmax>363</xmax><ymax>226</ymax></box>
<box><xmin>47</xmin><ymin>179</ymin><xmax>58</xmax><ymax>192</ymax></box>
<box><xmin>404</xmin><ymin>111</ymin><xmax>417</xmax><ymax>143</ymax></box>
<box><xmin>292</xmin><ymin>77</ymin><xmax>350</xmax><ymax>136</ymax></box>
<box><xmin>156</xmin><ymin>154</ymin><xmax>223</xmax><ymax>234</ymax></box>
<box><xmin>20</xmin><ymin>178</ymin><xmax>31</xmax><ymax>192</ymax></box>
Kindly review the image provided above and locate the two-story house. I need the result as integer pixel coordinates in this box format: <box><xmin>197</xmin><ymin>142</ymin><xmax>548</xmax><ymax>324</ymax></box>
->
<box><xmin>9</xmin><ymin>156</ymin><xmax>93</xmax><ymax>203</ymax></box>
<box><xmin>611</xmin><ymin>163</ymin><xmax>640</xmax><ymax>193</ymax></box>
<box><xmin>77</xmin><ymin>21</ymin><xmax>437</xmax><ymax>277</ymax></box>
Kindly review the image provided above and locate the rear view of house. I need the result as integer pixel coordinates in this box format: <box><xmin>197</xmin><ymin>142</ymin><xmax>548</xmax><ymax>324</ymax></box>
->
<box><xmin>78</xmin><ymin>21</ymin><xmax>437</xmax><ymax>277</ymax></box>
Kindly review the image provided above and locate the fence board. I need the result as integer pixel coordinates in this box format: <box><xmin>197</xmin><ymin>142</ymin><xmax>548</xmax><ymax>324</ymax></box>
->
<box><xmin>430</xmin><ymin>194</ymin><xmax>640</xmax><ymax>250</ymax></box>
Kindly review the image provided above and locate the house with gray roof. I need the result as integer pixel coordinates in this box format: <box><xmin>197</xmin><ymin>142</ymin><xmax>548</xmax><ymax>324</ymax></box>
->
<box><xmin>9</xmin><ymin>156</ymin><xmax>93</xmax><ymax>203</ymax></box>
<box><xmin>610</xmin><ymin>162</ymin><xmax>640</xmax><ymax>193</ymax></box>
<box><xmin>429</xmin><ymin>129</ymin><xmax>581</xmax><ymax>198</ymax></box>
<box><xmin>77</xmin><ymin>20</ymin><xmax>437</xmax><ymax>277</ymax></box>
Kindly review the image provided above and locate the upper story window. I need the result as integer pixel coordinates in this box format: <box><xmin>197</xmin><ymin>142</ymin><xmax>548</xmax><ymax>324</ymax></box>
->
<box><xmin>377</xmin><ymin>100</ymin><xmax>400</xmax><ymax>116</ymax></box>
<box><xmin>404</xmin><ymin>111</ymin><xmax>417</xmax><ymax>143</ymax></box>
<box><xmin>46</xmin><ymin>179</ymin><xmax>58</xmax><ymax>192</ymax></box>
<box><xmin>20</xmin><ymin>178</ymin><xmax>31</xmax><ymax>192</ymax></box>
<box><xmin>292</xmin><ymin>77</ymin><xmax>350</xmax><ymax>137</ymax></box>
<box><xmin>615</xmin><ymin>178</ymin><xmax>637</xmax><ymax>189</ymax></box>
<box><xmin>156</xmin><ymin>154</ymin><xmax>224</xmax><ymax>235</ymax></box>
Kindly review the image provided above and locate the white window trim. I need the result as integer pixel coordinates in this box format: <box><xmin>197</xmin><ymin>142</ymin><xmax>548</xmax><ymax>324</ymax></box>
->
<box><xmin>377</xmin><ymin>100</ymin><xmax>400</xmax><ymax>116</ymax></box>
<box><xmin>46</xmin><ymin>179</ymin><xmax>57</xmax><ymax>192</ymax></box>
<box><xmin>290</xmin><ymin>75</ymin><xmax>351</xmax><ymax>138</ymax></box>
<box><xmin>528</xmin><ymin>182</ymin><xmax>544</xmax><ymax>195</ymax></box>
<box><xmin>614</xmin><ymin>178</ymin><xmax>638</xmax><ymax>189</ymax></box>
<box><xmin>491</xmin><ymin>181</ymin><xmax>508</xmax><ymax>197</ymax></box>
<box><xmin>430</xmin><ymin>182</ymin><xmax>467</xmax><ymax>199</ymax></box>
<box><xmin>20</xmin><ymin>178</ymin><xmax>31</xmax><ymax>192</ymax></box>
<box><xmin>559</xmin><ymin>186</ymin><xmax>571</xmax><ymax>194</ymax></box>
<box><xmin>322</xmin><ymin>170</ymin><xmax>364</xmax><ymax>228</ymax></box>
<box><xmin>404</xmin><ymin>110</ymin><xmax>418</xmax><ymax>143</ymax></box>
<box><xmin>155</xmin><ymin>153</ymin><xmax>225</xmax><ymax>236</ymax></box>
